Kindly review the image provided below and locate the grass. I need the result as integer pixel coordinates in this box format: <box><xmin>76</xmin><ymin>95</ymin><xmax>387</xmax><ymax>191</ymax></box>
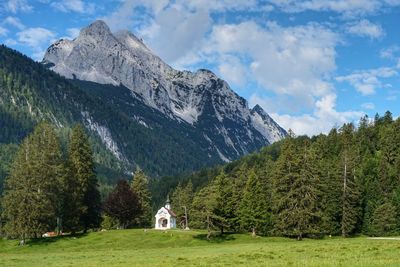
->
<box><xmin>1</xmin><ymin>229</ymin><xmax>400</xmax><ymax>266</ymax></box>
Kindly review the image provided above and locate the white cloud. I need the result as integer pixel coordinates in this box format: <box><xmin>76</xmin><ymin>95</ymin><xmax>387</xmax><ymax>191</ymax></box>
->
<box><xmin>3</xmin><ymin>16</ymin><xmax>25</xmax><ymax>30</ymax></box>
<box><xmin>103</xmin><ymin>0</ymin><xmax>170</xmax><ymax>31</ymax></box>
<box><xmin>267</xmin><ymin>0</ymin><xmax>400</xmax><ymax>17</ymax></box>
<box><xmin>0</xmin><ymin>26</ymin><xmax>7</xmax><ymax>36</ymax></box>
<box><xmin>217</xmin><ymin>55</ymin><xmax>248</xmax><ymax>87</ymax></box>
<box><xmin>17</xmin><ymin>27</ymin><xmax>55</xmax><ymax>48</ymax></box>
<box><xmin>16</xmin><ymin>27</ymin><xmax>56</xmax><ymax>61</ymax></box>
<box><xmin>4</xmin><ymin>38</ymin><xmax>17</xmax><ymax>45</ymax></box>
<box><xmin>66</xmin><ymin>27</ymin><xmax>80</xmax><ymax>39</ymax></box>
<box><xmin>51</xmin><ymin>0</ymin><xmax>95</xmax><ymax>14</ymax></box>
<box><xmin>58</xmin><ymin>27</ymin><xmax>81</xmax><ymax>40</ymax></box>
<box><xmin>251</xmin><ymin>93</ymin><xmax>363</xmax><ymax>136</ymax></box>
<box><xmin>380</xmin><ymin>46</ymin><xmax>400</xmax><ymax>59</ymax></box>
<box><xmin>346</xmin><ymin>19</ymin><xmax>384</xmax><ymax>39</ymax></box>
<box><xmin>179</xmin><ymin>0</ymin><xmax>259</xmax><ymax>12</ymax></box>
<box><xmin>361</xmin><ymin>102</ymin><xmax>375</xmax><ymax>110</ymax></box>
<box><xmin>3</xmin><ymin>0</ymin><xmax>32</xmax><ymax>13</ymax></box>
<box><xmin>103</xmin><ymin>0</ymin><xmax>268</xmax><ymax>64</ymax></box>
<box><xmin>337</xmin><ymin>67</ymin><xmax>398</xmax><ymax>95</ymax></box>
<box><xmin>142</xmin><ymin>7</ymin><xmax>212</xmax><ymax>63</ymax></box>
<box><xmin>204</xmin><ymin>21</ymin><xmax>339</xmax><ymax>109</ymax></box>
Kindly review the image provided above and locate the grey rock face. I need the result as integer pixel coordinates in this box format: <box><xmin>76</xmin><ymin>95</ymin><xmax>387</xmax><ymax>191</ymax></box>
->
<box><xmin>43</xmin><ymin>20</ymin><xmax>287</xmax><ymax>162</ymax></box>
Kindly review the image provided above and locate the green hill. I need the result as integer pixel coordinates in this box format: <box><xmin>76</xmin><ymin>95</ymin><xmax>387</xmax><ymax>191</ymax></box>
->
<box><xmin>0</xmin><ymin>229</ymin><xmax>399</xmax><ymax>266</ymax></box>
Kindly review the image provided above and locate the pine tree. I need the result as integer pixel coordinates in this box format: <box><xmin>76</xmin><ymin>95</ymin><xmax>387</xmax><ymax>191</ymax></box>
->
<box><xmin>313</xmin><ymin>132</ymin><xmax>342</xmax><ymax>235</ymax></box>
<box><xmin>69</xmin><ymin>124</ymin><xmax>101</xmax><ymax>232</ymax></box>
<box><xmin>58</xmin><ymin>163</ymin><xmax>82</xmax><ymax>233</ymax></box>
<box><xmin>339</xmin><ymin>124</ymin><xmax>362</xmax><ymax>237</ymax></box>
<box><xmin>238</xmin><ymin>169</ymin><xmax>271</xmax><ymax>236</ymax></box>
<box><xmin>213</xmin><ymin>171</ymin><xmax>236</xmax><ymax>233</ymax></box>
<box><xmin>131</xmin><ymin>168</ymin><xmax>152</xmax><ymax>227</ymax></box>
<box><xmin>191</xmin><ymin>184</ymin><xmax>224</xmax><ymax>239</ymax></box>
<box><xmin>103</xmin><ymin>180</ymin><xmax>139</xmax><ymax>229</ymax></box>
<box><xmin>1</xmin><ymin>123</ymin><xmax>65</xmax><ymax>243</ymax></box>
<box><xmin>369</xmin><ymin>202</ymin><xmax>397</xmax><ymax>236</ymax></box>
<box><xmin>171</xmin><ymin>181</ymin><xmax>193</xmax><ymax>229</ymax></box>
<box><xmin>272</xmin><ymin>137</ymin><xmax>321</xmax><ymax>240</ymax></box>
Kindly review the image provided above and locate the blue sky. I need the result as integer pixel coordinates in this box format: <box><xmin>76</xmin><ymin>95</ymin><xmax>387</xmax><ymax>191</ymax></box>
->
<box><xmin>1</xmin><ymin>0</ymin><xmax>400</xmax><ymax>136</ymax></box>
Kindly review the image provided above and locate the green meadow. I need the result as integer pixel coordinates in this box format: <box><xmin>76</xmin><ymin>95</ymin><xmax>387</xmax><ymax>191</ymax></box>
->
<box><xmin>1</xmin><ymin>230</ymin><xmax>400</xmax><ymax>266</ymax></box>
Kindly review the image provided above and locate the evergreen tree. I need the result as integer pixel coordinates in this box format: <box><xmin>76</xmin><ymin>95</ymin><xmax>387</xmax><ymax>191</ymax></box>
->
<box><xmin>238</xmin><ymin>169</ymin><xmax>271</xmax><ymax>236</ymax></box>
<box><xmin>103</xmin><ymin>180</ymin><xmax>139</xmax><ymax>229</ymax></box>
<box><xmin>272</xmin><ymin>137</ymin><xmax>321</xmax><ymax>240</ymax></box>
<box><xmin>313</xmin><ymin>132</ymin><xmax>342</xmax><ymax>235</ymax></box>
<box><xmin>171</xmin><ymin>181</ymin><xmax>193</xmax><ymax>229</ymax></box>
<box><xmin>369</xmin><ymin>202</ymin><xmax>397</xmax><ymax>236</ymax></box>
<box><xmin>57</xmin><ymin>162</ymin><xmax>81</xmax><ymax>234</ymax></box>
<box><xmin>131</xmin><ymin>168</ymin><xmax>152</xmax><ymax>227</ymax></box>
<box><xmin>69</xmin><ymin>124</ymin><xmax>101</xmax><ymax>232</ymax></box>
<box><xmin>191</xmin><ymin>184</ymin><xmax>224</xmax><ymax>239</ymax></box>
<box><xmin>213</xmin><ymin>171</ymin><xmax>236</xmax><ymax>233</ymax></box>
<box><xmin>1</xmin><ymin>123</ymin><xmax>65</xmax><ymax>243</ymax></box>
<box><xmin>339</xmin><ymin>124</ymin><xmax>362</xmax><ymax>237</ymax></box>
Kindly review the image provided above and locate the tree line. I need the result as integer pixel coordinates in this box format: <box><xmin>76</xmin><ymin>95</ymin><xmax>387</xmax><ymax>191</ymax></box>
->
<box><xmin>170</xmin><ymin>112</ymin><xmax>400</xmax><ymax>240</ymax></box>
<box><xmin>0</xmin><ymin>122</ymin><xmax>152</xmax><ymax>244</ymax></box>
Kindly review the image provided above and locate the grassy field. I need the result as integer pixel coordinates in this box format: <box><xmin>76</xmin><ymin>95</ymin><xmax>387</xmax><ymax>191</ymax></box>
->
<box><xmin>1</xmin><ymin>229</ymin><xmax>400</xmax><ymax>266</ymax></box>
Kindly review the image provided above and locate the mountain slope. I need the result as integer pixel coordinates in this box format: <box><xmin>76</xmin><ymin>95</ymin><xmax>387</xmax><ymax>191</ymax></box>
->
<box><xmin>42</xmin><ymin>20</ymin><xmax>287</xmax><ymax>163</ymax></box>
<box><xmin>0</xmin><ymin>45</ymin><xmax>217</xmax><ymax>180</ymax></box>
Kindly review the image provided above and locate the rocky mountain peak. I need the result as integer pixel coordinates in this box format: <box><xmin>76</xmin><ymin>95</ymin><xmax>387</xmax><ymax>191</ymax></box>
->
<box><xmin>80</xmin><ymin>20</ymin><xmax>112</xmax><ymax>39</ymax></box>
<box><xmin>42</xmin><ymin>20</ymin><xmax>287</xmax><ymax>163</ymax></box>
<box><xmin>252</xmin><ymin>104</ymin><xmax>264</xmax><ymax>113</ymax></box>
<box><xmin>114</xmin><ymin>30</ymin><xmax>151</xmax><ymax>53</ymax></box>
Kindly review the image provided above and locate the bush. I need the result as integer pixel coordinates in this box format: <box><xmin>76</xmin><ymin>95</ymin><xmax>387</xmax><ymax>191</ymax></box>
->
<box><xmin>101</xmin><ymin>215</ymin><xmax>119</xmax><ymax>230</ymax></box>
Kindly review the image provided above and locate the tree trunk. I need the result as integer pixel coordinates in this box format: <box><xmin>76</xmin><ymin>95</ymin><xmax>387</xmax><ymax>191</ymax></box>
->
<box><xmin>207</xmin><ymin>214</ymin><xmax>211</xmax><ymax>240</ymax></box>
<box><xmin>341</xmin><ymin>156</ymin><xmax>347</xmax><ymax>238</ymax></box>
<box><xmin>19</xmin><ymin>234</ymin><xmax>25</xmax><ymax>246</ymax></box>
<box><xmin>297</xmin><ymin>233</ymin><xmax>303</xmax><ymax>241</ymax></box>
<box><xmin>252</xmin><ymin>227</ymin><xmax>256</xmax><ymax>237</ymax></box>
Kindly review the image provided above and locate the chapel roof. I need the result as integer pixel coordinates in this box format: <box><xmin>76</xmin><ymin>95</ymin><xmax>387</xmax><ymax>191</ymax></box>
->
<box><xmin>165</xmin><ymin>208</ymin><xmax>176</xmax><ymax>217</ymax></box>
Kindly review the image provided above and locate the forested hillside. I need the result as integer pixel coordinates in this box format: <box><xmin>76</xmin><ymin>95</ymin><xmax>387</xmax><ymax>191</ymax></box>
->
<box><xmin>0</xmin><ymin>45</ymin><xmax>233</xmax><ymax>195</ymax></box>
<box><xmin>0</xmin><ymin>45</ymin><xmax>124</xmax><ymax>191</ymax></box>
<box><xmin>170</xmin><ymin>112</ymin><xmax>400</xmax><ymax>238</ymax></box>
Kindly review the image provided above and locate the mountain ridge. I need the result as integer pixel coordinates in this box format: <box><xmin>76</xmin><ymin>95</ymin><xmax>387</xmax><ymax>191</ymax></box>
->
<box><xmin>43</xmin><ymin>20</ymin><xmax>287</xmax><ymax>164</ymax></box>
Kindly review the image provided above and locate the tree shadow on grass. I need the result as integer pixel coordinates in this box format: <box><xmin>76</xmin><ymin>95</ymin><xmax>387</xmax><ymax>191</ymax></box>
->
<box><xmin>25</xmin><ymin>232</ymin><xmax>89</xmax><ymax>247</ymax></box>
<box><xmin>193</xmin><ymin>232</ymin><xmax>236</xmax><ymax>243</ymax></box>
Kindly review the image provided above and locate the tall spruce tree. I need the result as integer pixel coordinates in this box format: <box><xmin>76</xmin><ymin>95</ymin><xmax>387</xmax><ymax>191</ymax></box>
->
<box><xmin>58</xmin><ymin>164</ymin><xmax>82</xmax><ymax>233</ymax></box>
<box><xmin>272</xmin><ymin>136</ymin><xmax>321</xmax><ymax>240</ymax></box>
<box><xmin>313</xmin><ymin>132</ymin><xmax>342</xmax><ymax>235</ymax></box>
<box><xmin>191</xmin><ymin>184</ymin><xmax>223</xmax><ymax>239</ymax></box>
<box><xmin>238</xmin><ymin>169</ymin><xmax>271</xmax><ymax>236</ymax></box>
<box><xmin>339</xmin><ymin>123</ymin><xmax>362</xmax><ymax>237</ymax></box>
<box><xmin>1</xmin><ymin>123</ymin><xmax>65</xmax><ymax>243</ymax></box>
<box><xmin>131</xmin><ymin>168</ymin><xmax>152</xmax><ymax>227</ymax></box>
<box><xmin>69</xmin><ymin>124</ymin><xmax>101</xmax><ymax>232</ymax></box>
<box><xmin>171</xmin><ymin>181</ymin><xmax>193</xmax><ymax>229</ymax></box>
<box><xmin>214</xmin><ymin>171</ymin><xmax>236</xmax><ymax>233</ymax></box>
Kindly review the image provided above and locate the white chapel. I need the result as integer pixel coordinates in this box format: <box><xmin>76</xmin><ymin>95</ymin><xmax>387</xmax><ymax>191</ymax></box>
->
<box><xmin>155</xmin><ymin>196</ymin><xmax>177</xmax><ymax>230</ymax></box>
